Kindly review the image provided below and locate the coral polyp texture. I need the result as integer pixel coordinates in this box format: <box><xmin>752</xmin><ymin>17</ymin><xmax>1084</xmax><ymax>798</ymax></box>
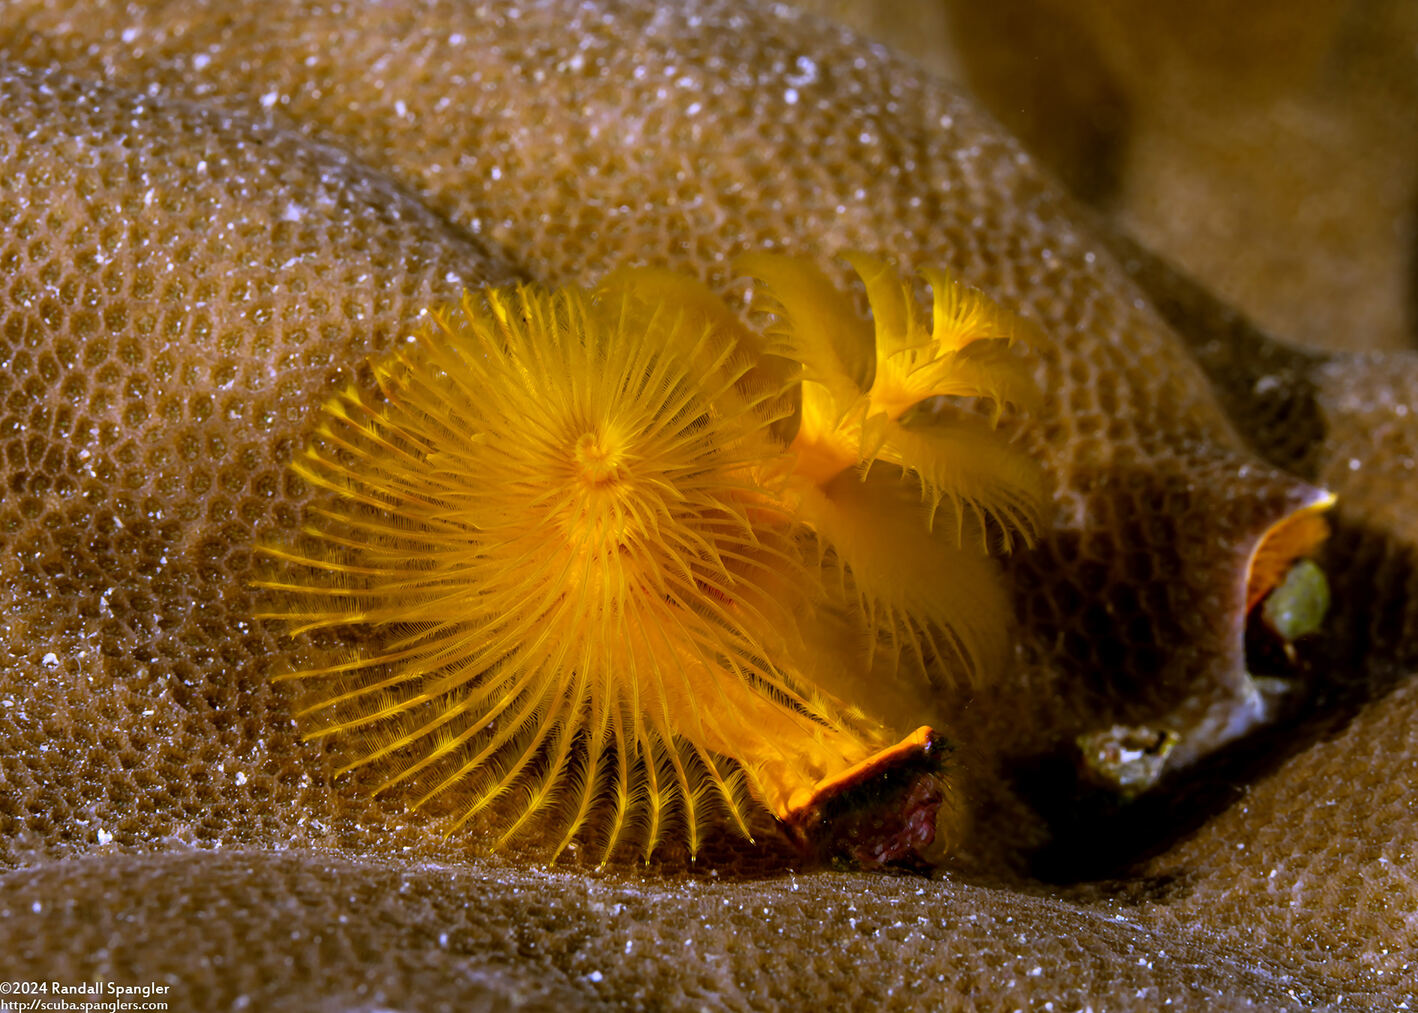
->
<box><xmin>257</xmin><ymin>261</ymin><xmax>1044</xmax><ymax>859</ymax></box>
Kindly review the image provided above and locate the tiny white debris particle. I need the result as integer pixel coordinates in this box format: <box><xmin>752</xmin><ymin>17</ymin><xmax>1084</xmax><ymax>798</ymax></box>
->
<box><xmin>41</xmin><ymin>653</ymin><xmax>59</xmax><ymax>668</ymax></box>
<box><xmin>235</xmin><ymin>771</ymin><xmax>248</xmax><ymax>786</ymax></box>
<box><xmin>786</xmin><ymin>55</ymin><xmax>818</xmax><ymax>87</ymax></box>
<box><xmin>784</xmin><ymin>87</ymin><xmax>798</xmax><ymax>105</ymax></box>
<box><xmin>588</xmin><ymin>971</ymin><xmax>603</xmax><ymax>983</ymax></box>
<box><xmin>97</xmin><ymin>828</ymin><xmax>114</xmax><ymax>845</ymax></box>
<box><xmin>1348</xmin><ymin>457</ymin><xmax>1362</xmax><ymax>471</ymax></box>
<box><xmin>260</xmin><ymin>91</ymin><xmax>280</xmax><ymax>109</ymax></box>
<box><xmin>31</xmin><ymin>901</ymin><xmax>42</xmax><ymax>914</ymax></box>
<box><xmin>120</xmin><ymin>26</ymin><xmax>139</xmax><ymax>43</ymax></box>
<box><xmin>438</xmin><ymin>932</ymin><xmax>449</xmax><ymax>947</ymax></box>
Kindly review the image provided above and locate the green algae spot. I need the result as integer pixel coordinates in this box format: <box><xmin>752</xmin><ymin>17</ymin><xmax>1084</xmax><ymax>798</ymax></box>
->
<box><xmin>1260</xmin><ymin>558</ymin><xmax>1330</xmax><ymax>642</ymax></box>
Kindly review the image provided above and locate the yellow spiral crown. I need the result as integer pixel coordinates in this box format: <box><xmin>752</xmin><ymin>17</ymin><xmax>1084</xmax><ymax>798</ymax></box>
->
<box><xmin>255</xmin><ymin>257</ymin><xmax>1047</xmax><ymax>863</ymax></box>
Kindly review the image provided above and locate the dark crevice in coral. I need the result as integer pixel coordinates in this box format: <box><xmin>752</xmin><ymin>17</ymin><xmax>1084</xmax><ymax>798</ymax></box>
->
<box><xmin>1014</xmin><ymin>507</ymin><xmax>1418</xmax><ymax>887</ymax></box>
<box><xmin>1009</xmin><ymin>671</ymin><xmax>1308</xmax><ymax>886</ymax></box>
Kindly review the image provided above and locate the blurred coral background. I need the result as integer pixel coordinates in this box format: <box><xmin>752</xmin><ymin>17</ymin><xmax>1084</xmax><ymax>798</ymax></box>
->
<box><xmin>797</xmin><ymin>0</ymin><xmax>1418</xmax><ymax>353</ymax></box>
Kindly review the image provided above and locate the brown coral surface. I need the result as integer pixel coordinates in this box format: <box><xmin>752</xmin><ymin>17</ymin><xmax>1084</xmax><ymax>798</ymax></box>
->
<box><xmin>0</xmin><ymin>1</ymin><xmax>1413</xmax><ymax>1010</ymax></box>
<box><xmin>803</xmin><ymin>0</ymin><xmax>1418</xmax><ymax>354</ymax></box>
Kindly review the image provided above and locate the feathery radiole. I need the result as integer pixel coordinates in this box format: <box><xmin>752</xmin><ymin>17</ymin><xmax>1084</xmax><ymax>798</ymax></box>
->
<box><xmin>254</xmin><ymin>256</ymin><xmax>1047</xmax><ymax>862</ymax></box>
